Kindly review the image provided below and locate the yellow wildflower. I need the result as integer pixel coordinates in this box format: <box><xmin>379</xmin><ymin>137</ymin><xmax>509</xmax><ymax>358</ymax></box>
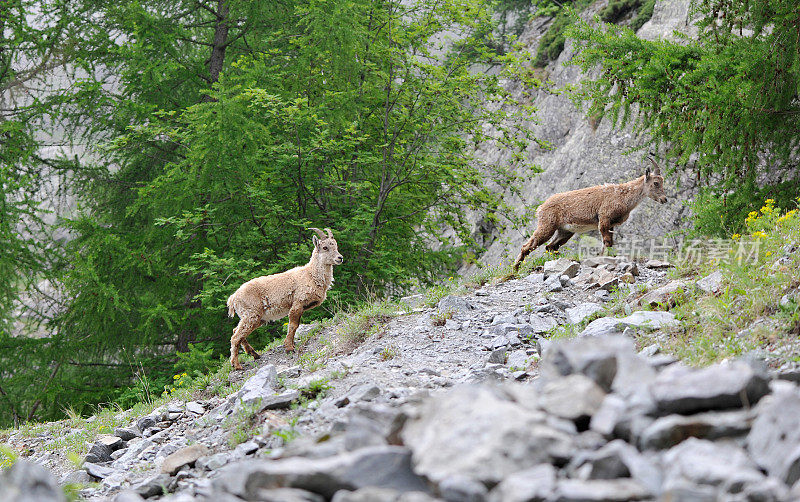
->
<box><xmin>752</xmin><ymin>231</ymin><xmax>767</xmax><ymax>239</ymax></box>
<box><xmin>731</xmin><ymin>233</ymin><xmax>740</xmax><ymax>240</ymax></box>
<box><xmin>765</xmin><ymin>199</ymin><xmax>775</xmax><ymax>205</ymax></box>
<box><xmin>766</xmin><ymin>251</ymin><xmax>772</xmax><ymax>257</ymax></box>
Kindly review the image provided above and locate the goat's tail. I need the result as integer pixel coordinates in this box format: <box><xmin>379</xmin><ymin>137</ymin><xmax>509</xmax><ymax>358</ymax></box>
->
<box><xmin>226</xmin><ymin>294</ymin><xmax>236</xmax><ymax>318</ymax></box>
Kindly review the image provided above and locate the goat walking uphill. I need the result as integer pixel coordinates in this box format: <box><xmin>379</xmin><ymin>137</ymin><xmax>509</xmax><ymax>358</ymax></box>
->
<box><xmin>513</xmin><ymin>158</ymin><xmax>668</xmax><ymax>271</ymax></box>
<box><xmin>226</xmin><ymin>228</ymin><xmax>343</xmax><ymax>370</ymax></box>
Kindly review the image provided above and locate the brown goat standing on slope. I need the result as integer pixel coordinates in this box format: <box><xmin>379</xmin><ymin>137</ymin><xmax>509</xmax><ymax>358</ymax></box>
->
<box><xmin>513</xmin><ymin>158</ymin><xmax>667</xmax><ymax>271</ymax></box>
<box><xmin>226</xmin><ymin>228</ymin><xmax>343</xmax><ymax>370</ymax></box>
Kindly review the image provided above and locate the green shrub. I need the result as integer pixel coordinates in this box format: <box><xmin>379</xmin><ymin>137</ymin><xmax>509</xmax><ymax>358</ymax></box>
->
<box><xmin>689</xmin><ymin>182</ymin><xmax>800</xmax><ymax>238</ymax></box>
<box><xmin>599</xmin><ymin>0</ymin><xmax>643</xmax><ymax>24</ymax></box>
<box><xmin>174</xmin><ymin>343</ymin><xmax>216</xmax><ymax>377</ymax></box>
<box><xmin>629</xmin><ymin>0</ymin><xmax>655</xmax><ymax>31</ymax></box>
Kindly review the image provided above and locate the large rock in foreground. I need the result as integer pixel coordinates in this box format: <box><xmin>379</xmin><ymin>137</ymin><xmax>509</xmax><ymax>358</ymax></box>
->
<box><xmin>0</xmin><ymin>460</ymin><xmax>66</xmax><ymax>502</ymax></box>
<box><xmin>401</xmin><ymin>385</ymin><xmax>574</xmax><ymax>484</ymax></box>
<box><xmin>649</xmin><ymin>361</ymin><xmax>770</xmax><ymax>414</ymax></box>
<box><xmin>212</xmin><ymin>446</ymin><xmax>428</xmax><ymax>499</ymax></box>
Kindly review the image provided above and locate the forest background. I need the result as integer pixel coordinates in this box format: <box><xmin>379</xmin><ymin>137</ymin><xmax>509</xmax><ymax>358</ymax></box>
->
<box><xmin>0</xmin><ymin>0</ymin><xmax>797</xmax><ymax>427</ymax></box>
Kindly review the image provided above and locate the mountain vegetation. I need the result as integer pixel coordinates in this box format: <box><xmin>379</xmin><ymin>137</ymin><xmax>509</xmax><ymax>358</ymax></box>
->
<box><xmin>0</xmin><ymin>0</ymin><xmax>797</xmax><ymax>428</ymax></box>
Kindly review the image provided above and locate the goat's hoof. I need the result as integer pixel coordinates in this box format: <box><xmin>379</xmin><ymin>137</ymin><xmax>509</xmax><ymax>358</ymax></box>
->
<box><xmin>251</xmin><ymin>352</ymin><xmax>261</xmax><ymax>360</ymax></box>
<box><xmin>284</xmin><ymin>346</ymin><xmax>295</xmax><ymax>353</ymax></box>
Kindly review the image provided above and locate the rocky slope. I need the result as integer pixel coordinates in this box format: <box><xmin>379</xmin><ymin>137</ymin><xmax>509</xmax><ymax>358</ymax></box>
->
<box><xmin>4</xmin><ymin>252</ymin><xmax>800</xmax><ymax>502</ymax></box>
<box><xmin>463</xmin><ymin>0</ymin><xmax>699</xmax><ymax>267</ymax></box>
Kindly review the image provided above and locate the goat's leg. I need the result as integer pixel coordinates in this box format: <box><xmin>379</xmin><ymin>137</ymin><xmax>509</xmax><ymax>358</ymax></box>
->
<box><xmin>513</xmin><ymin>222</ymin><xmax>557</xmax><ymax>271</ymax></box>
<box><xmin>284</xmin><ymin>307</ymin><xmax>304</xmax><ymax>353</ymax></box>
<box><xmin>230</xmin><ymin>316</ymin><xmax>260</xmax><ymax>370</ymax></box>
<box><xmin>545</xmin><ymin>229</ymin><xmax>575</xmax><ymax>253</ymax></box>
<box><xmin>598</xmin><ymin>220</ymin><xmax>614</xmax><ymax>251</ymax></box>
<box><xmin>242</xmin><ymin>340</ymin><xmax>261</xmax><ymax>360</ymax></box>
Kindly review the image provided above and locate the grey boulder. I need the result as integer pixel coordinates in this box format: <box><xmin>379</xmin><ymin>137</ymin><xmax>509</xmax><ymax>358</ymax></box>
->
<box><xmin>747</xmin><ymin>384</ymin><xmax>800</xmax><ymax>485</ymax></box>
<box><xmin>487</xmin><ymin>464</ymin><xmax>556</xmax><ymax>502</ymax></box>
<box><xmin>212</xmin><ymin>446</ymin><xmax>428</xmax><ymax>500</ymax></box>
<box><xmin>650</xmin><ymin>361</ymin><xmax>770</xmax><ymax>414</ymax></box>
<box><xmin>0</xmin><ymin>460</ymin><xmax>66</xmax><ymax>502</ymax></box>
<box><xmin>566</xmin><ymin>303</ymin><xmax>604</xmax><ymax>325</ymax></box>
<box><xmin>401</xmin><ymin>385</ymin><xmax>573</xmax><ymax>484</ymax></box>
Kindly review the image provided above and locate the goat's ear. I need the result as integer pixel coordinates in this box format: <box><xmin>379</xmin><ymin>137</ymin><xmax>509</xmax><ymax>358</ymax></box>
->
<box><xmin>645</xmin><ymin>167</ymin><xmax>651</xmax><ymax>180</ymax></box>
<box><xmin>312</xmin><ymin>235</ymin><xmax>319</xmax><ymax>248</ymax></box>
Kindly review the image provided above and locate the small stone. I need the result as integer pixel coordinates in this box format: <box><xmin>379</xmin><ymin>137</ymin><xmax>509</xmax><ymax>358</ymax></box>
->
<box><xmin>335</xmin><ymin>385</ymin><xmax>381</xmax><ymax>408</ymax></box>
<box><xmin>639</xmin><ymin>409</ymin><xmax>755</xmax><ymax>450</ymax></box>
<box><xmin>492</xmin><ymin>313</ymin><xmax>517</xmax><ymax>325</ymax></box>
<box><xmin>566</xmin><ymin>303</ymin><xmax>604</xmax><ymax>325</ymax></box>
<box><xmin>113</xmin><ymin>490</ymin><xmax>146</xmax><ymax>502</ymax></box>
<box><xmin>638</xmin><ymin>280</ymin><xmax>692</xmax><ymax>308</ymax></box>
<box><xmin>278</xmin><ymin>366</ymin><xmax>302</xmax><ymax>379</ymax></box>
<box><xmin>620</xmin><ymin>272</ymin><xmax>635</xmax><ymax>284</ymax></box>
<box><xmin>651</xmin><ymin>361</ymin><xmax>770</xmax><ymax>415</ymax></box>
<box><xmin>529</xmin><ymin>314</ymin><xmax>558</xmax><ymax>334</ymax></box>
<box><xmin>615</xmin><ymin>311</ymin><xmax>678</xmax><ymax>331</ymax></box>
<box><xmin>84</xmin><ymin>462</ymin><xmax>115</xmax><ymax>480</ymax></box>
<box><xmin>161</xmin><ymin>444</ymin><xmax>209</xmax><ymax>475</ymax></box>
<box><xmin>197</xmin><ymin>452</ymin><xmax>230</xmax><ymax>471</ymax></box>
<box><xmin>544</xmin><ymin>258</ymin><xmax>580</xmax><ymax>278</ymax></box>
<box><xmin>538</xmin><ymin>374</ymin><xmax>606</xmax><ymax>426</ymax></box>
<box><xmin>696</xmin><ymin>270</ymin><xmax>724</xmax><ymax>294</ymax></box>
<box><xmin>258</xmin><ymin>389</ymin><xmax>301</xmax><ymax>411</ymax></box>
<box><xmin>439</xmin><ymin>474</ymin><xmax>488</xmax><ymax>502</ymax></box>
<box><xmin>133</xmin><ymin>473</ymin><xmax>171</xmax><ymax>498</ymax></box>
<box><xmin>488</xmin><ymin>464</ymin><xmax>556</xmax><ymax>502</ymax></box>
<box><xmin>438</xmin><ymin>295</ymin><xmax>473</xmax><ymax>313</ymax></box>
<box><xmin>213</xmin><ymin>446</ymin><xmax>428</xmax><ymax>500</ymax></box>
<box><xmin>62</xmin><ymin>469</ymin><xmax>93</xmax><ymax>485</ymax></box>
<box><xmin>488</xmin><ymin>348</ymin><xmax>507</xmax><ymax>364</ymax></box>
<box><xmin>748</xmin><ymin>385</ymin><xmax>800</xmax><ymax>484</ymax></box>
<box><xmin>85</xmin><ymin>434</ymin><xmax>125</xmax><ymax>463</ymax></box>
<box><xmin>544</xmin><ymin>274</ymin><xmax>563</xmax><ymax>292</ymax></box>
<box><xmin>506</xmin><ymin>351</ymin><xmax>529</xmax><ymax>370</ymax></box>
<box><xmin>185</xmin><ymin>402</ymin><xmax>205</xmax><ymax>415</ymax></box>
<box><xmin>524</xmin><ymin>273</ymin><xmax>544</xmax><ymax>284</ymax></box>
<box><xmin>645</xmin><ymin>259</ymin><xmax>672</xmax><ymax>268</ymax></box>
<box><xmin>579</xmin><ymin>317</ymin><xmax>622</xmax><ymax>338</ymax></box>
<box><xmin>663</xmin><ymin>438</ymin><xmax>764</xmax><ymax>489</ymax></box>
<box><xmin>553</xmin><ymin>478</ymin><xmax>651</xmax><ymax>501</ymax></box>
<box><xmin>598</xmin><ymin>275</ymin><xmax>619</xmax><ymax>292</ymax></box>
<box><xmin>114</xmin><ymin>427</ymin><xmax>140</xmax><ymax>441</ymax></box>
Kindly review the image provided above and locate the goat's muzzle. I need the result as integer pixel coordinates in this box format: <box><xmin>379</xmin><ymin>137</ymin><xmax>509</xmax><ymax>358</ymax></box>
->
<box><xmin>335</xmin><ymin>255</ymin><xmax>344</xmax><ymax>265</ymax></box>
<box><xmin>659</xmin><ymin>196</ymin><xmax>667</xmax><ymax>204</ymax></box>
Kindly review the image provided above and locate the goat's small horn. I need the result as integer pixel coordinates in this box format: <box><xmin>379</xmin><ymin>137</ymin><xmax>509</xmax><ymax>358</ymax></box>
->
<box><xmin>324</xmin><ymin>228</ymin><xmax>333</xmax><ymax>238</ymax></box>
<box><xmin>308</xmin><ymin>227</ymin><xmax>326</xmax><ymax>239</ymax></box>
<box><xmin>648</xmin><ymin>157</ymin><xmax>662</xmax><ymax>176</ymax></box>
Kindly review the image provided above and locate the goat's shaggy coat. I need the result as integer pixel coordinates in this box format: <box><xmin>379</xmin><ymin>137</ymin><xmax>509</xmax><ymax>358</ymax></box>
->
<box><xmin>226</xmin><ymin>228</ymin><xmax>343</xmax><ymax>369</ymax></box>
<box><xmin>513</xmin><ymin>159</ymin><xmax>668</xmax><ymax>270</ymax></box>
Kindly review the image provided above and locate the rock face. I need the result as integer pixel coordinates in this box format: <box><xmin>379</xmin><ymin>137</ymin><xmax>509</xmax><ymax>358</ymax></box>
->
<box><xmin>459</xmin><ymin>0</ymin><xmax>698</xmax><ymax>268</ymax></box>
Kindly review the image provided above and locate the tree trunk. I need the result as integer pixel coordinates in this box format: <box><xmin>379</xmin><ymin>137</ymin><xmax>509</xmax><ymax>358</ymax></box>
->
<box><xmin>178</xmin><ymin>0</ymin><xmax>230</xmax><ymax>352</ymax></box>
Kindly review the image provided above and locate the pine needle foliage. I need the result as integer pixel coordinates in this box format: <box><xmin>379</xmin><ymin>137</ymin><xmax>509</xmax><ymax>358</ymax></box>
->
<box><xmin>568</xmin><ymin>0</ymin><xmax>800</xmax><ymax>233</ymax></box>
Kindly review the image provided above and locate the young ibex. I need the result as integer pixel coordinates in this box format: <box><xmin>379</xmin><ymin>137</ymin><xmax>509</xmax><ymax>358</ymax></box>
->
<box><xmin>226</xmin><ymin>228</ymin><xmax>343</xmax><ymax>370</ymax></box>
<box><xmin>513</xmin><ymin>158</ymin><xmax>667</xmax><ymax>271</ymax></box>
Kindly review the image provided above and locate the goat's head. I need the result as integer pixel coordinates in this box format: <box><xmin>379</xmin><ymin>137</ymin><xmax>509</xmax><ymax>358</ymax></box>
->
<box><xmin>310</xmin><ymin>227</ymin><xmax>344</xmax><ymax>265</ymax></box>
<box><xmin>644</xmin><ymin>158</ymin><xmax>667</xmax><ymax>204</ymax></box>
